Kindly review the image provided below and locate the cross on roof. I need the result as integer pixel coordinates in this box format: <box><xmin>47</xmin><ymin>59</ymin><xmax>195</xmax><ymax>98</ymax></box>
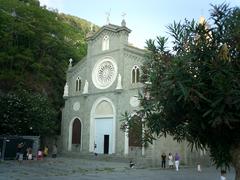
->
<box><xmin>122</xmin><ymin>12</ymin><xmax>126</xmax><ymax>20</ymax></box>
<box><xmin>69</xmin><ymin>58</ymin><xmax>73</xmax><ymax>67</ymax></box>
<box><xmin>105</xmin><ymin>9</ymin><xmax>111</xmax><ymax>24</ymax></box>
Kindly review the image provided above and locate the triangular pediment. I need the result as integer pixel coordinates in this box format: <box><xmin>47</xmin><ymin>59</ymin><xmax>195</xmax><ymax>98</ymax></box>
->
<box><xmin>86</xmin><ymin>24</ymin><xmax>131</xmax><ymax>41</ymax></box>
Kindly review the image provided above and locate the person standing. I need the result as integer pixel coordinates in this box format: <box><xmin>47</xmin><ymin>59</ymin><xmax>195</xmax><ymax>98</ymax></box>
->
<box><xmin>43</xmin><ymin>146</ymin><xmax>49</xmax><ymax>157</ymax></box>
<box><xmin>26</xmin><ymin>147</ymin><xmax>32</xmax><ymax>160</ymax></box>
<box><xmin>17</xmin><ymin>143</ymin><xmax>24</xmax><ymax>163</ymax></box>
<box><xmin>16</xmin><ymin>143</ymin><xmax>21</xmax><ymax>160</ymax></box>
<box><xmin>52</xmin><ymin>144</ymin><xmax>57</xmax><ymax>158</ymax></box>
<box><xmin>220</xmin><ymin>170</ymin><xmax>226</xmax><ymax>180</ymax></box>
<box><xmin>161</xmin><ymin>152</ymin><xmax>167</xmax><ymax>168</ymax></box>
<box><xmin>174</xmin><ymin>153</ymin><xmax>180</xmax><ymax>171</ymax></box>
<box><xmin>37</xmin><ymin>149</ymin><xmax>43</xmax><ymax>160</ymax></box>
<box><xmin>168</xmin><ymin>153</ymin><xmax>174</xmax><ymax>168</ymax></box>
<box><xmin>94</xmin><ymin>143</ymin><xmax>98</xmax><ymax>156</ymax></box>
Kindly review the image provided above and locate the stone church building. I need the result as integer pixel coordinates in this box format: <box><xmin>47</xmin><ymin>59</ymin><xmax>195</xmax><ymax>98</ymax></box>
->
<box><xmin>61</xmin><ymin>20</ymin><xmax>208</xmax><ymax>166</ymax></box>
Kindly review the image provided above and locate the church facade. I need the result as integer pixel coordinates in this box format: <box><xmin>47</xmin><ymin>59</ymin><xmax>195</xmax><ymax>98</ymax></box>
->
<box><xmin>61</xmin><ymin>20</ymin><xmax>208</xmax><ymax>166</ymax></box>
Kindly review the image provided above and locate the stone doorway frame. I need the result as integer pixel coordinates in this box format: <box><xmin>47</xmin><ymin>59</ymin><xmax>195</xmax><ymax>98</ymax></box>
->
<box><xmin>89</xmin><ymin>97</ymin><xmax>116</xmax><ymax>153</ymax></box>
<box><xmin>68</xmin><ymin>117</ymin><xmax>83</xmax><ymax>151</ymax></box>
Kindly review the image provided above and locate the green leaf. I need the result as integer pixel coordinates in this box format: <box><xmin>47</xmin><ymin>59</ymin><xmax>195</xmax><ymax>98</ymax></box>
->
<box><xmin>192</xmin><ymin>89</ymin><xmax>211</xmax><ymax>103</ymax></box>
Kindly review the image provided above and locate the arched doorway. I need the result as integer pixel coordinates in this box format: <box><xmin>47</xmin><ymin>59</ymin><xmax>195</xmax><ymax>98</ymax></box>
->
<box><xmin>90</xmin><ymin>97</ymin><xmax>116</xmax><ymax>154</ymax></box>
<box><xmin>72</xmin><ymin>119</ymin><xmax>81</xmax><ymax>145</ymax></box>
<box><xmin>128</xmin><ymin>115</ymin><xmax>142</xmax><ymax>156</ymax></box>
<box><xmin>68</xmin><ymin>118</ymin><xmax>82</xmax><ymax>151</ymax></box>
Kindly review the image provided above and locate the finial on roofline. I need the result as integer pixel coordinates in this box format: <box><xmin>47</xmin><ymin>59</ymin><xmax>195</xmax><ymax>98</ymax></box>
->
<box><xmin>105</xmin><ymin>9</ymin><xmax>111</xmax><ymax>25</ymax></box>
<box><xmin>199</xmin><ymin>9</ymin><xmax>206</xmax><ymax>25</ymax></box>
<box><xmin>121</xmin><ymin>12</ymin><xmax>126</xmax><ymax>27</ymax></box>
<box><xmin>90</xmin><ymin>23</ymin><xmax>93</xmax><ymax>32</ymax></box>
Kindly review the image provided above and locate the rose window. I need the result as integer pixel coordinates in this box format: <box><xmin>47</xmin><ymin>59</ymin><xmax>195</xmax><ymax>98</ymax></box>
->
<box><xmin>97</xmin><ymin>61</ymin><xmax>115</xmax><ymax>86</ymax></box>
<box><xmin>92</xmin><ymin>58</ymin><xmax>117</xmax><ymax>89</ymax></box>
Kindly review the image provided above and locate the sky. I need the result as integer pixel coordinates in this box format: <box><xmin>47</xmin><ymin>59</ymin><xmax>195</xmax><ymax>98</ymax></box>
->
<box><xmin>39</xmin><ymin>0</ymin><xmax>239</xmax><ymax>49</ymax></box>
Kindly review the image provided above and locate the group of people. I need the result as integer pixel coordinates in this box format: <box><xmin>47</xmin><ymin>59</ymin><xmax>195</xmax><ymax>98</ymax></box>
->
<box><xmin>36</xmin><ymin>145</ymin><xmax>49</xmax><ymax>160</ymax></box>
<box><xmin>161</xmin><ymin>152</ymin><xmax>180</xmax><ymax>171</ymax></box>
<box><xmin>36</xmin><ymin>145</ymin><xmax>58</xmax><ymax>159</ymax></box>
<box><xmin>161</xmin><ymin>152</ymin><xmax>227</xmax><ymax>179</ymax></box>
<box><xmin>16</xmin><ymin>143</ymin><xmax>58</xmax><ymax>162</ymax></box>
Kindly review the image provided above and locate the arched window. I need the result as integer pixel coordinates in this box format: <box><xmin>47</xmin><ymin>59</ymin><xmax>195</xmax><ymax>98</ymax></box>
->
<box><xmin>136</xmin><ymin>68</ymin><xmax>140</xmax><ymax>82</ymax></box>
<box><xmin>102</xmin><ymin>35</ymin><xmax>109</xmax><ymax>51</ymax></box>
<box><xmin>76</xmin><ymin>77</ymin><xmax>81</xmax><ymax>91</ymax></box>
<box><xmin>132</xmin><ymin>69</ymin><xmax>135</xmax><ymax>83</ymax></box>
<box><xmin>131</xmin><ymin>65</ymin><xmax>140</xmax><ymax>84</ymax></box>
<box><xmin>72</xmin><ymin>119</ymin><xmax>81</xmax><ymax>144</ymax></box>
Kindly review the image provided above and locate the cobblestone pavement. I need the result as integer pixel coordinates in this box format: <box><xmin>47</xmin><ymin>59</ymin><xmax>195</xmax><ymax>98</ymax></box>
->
<box><xmin>0</xmin><ymin>157</ymin><xmax>235</xmax><ymax>180</ymax></box>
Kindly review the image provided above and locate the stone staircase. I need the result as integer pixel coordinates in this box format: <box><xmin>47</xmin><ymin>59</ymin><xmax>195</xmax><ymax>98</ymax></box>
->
<box><xmin>60</xmin><ymin>151</ymin><xmax>160</xmax><ymax>168</ymax></box>
<box><xmin>60</xmin><ymin>152</ymin><xmax>130</xmax><ymax>163</ymax></box>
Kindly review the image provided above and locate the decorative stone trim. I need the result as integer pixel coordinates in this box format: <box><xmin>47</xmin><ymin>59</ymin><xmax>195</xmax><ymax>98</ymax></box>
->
<box><xmin>92</xmin><ymin>57</ymin><xmax>118</xmax><ymax>89</ymax></box>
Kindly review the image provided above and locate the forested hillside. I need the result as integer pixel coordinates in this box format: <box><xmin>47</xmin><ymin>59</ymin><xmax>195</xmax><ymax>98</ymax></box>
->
<box><xmin>0</xmin><ymin>0</ymin><xmax>95</xmax><ymax>135</ymax></box>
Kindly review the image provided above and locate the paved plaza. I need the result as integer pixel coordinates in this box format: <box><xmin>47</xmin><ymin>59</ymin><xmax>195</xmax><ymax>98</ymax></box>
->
<box><xmin>0</xmin><ymin>157</ymin><xmax>234</xmax><ymax>180</ymax></box>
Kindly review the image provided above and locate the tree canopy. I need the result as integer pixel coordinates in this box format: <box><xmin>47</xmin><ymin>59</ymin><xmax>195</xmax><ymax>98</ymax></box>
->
<box><xmin>0</xmin><ymin>88</ymin><xmax>57</xmax><ymax>136</ymax></box>
<box><xmin>124</xmin><ymin>3</ymin><xmax>240</xmax><ymax>179</ymax></box>
<box><xmin>0</xmin><ymin>0</ymin><xmax>95</xmax><ymax>136</ymax></box>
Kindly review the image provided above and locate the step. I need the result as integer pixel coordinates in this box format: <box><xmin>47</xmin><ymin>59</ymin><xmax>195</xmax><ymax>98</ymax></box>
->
<box><xmin>60</xmin><ymin>152</ymin><xmax>130</xmax><ymax>163</ymax></box>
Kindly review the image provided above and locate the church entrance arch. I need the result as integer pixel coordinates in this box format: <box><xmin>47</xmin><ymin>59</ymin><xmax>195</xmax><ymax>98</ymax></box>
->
<box><xmin>72</xmin><ymin>119</ymin><xmax>81</xmax><ymax>144</ymax></box>
<box><xmin>125</xmin><ymin>114</ymin><xmax>144</xmax><ymax>156</ymax></box>
<box><xmin>90</xmin><ymin>97</ymin><xmax>116</xmax><ymax>154</ymax></box>
<box><xmin>129</xmin><ymin>115</ymin><xmax>142</xmax><ymax>147</ymax></box>
<box><xmin>68</xmin><ymin>118</ymin><xmax>82</xmax><ymax>151</ymax></box>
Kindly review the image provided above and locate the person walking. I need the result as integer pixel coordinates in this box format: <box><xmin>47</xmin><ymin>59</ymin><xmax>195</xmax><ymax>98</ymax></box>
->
<box><xmin>174</xmin><ymin>153</ymin><xmax>180</xmax><ymax>171</ymax></box>
<box><xmin>161</xmin><ymin>152</ymin><xmax>167</xmax><ymax>168</ymax></box>
<box><xmin>168</xmin><ymin>153</ymin><xmax>174</xmax><ymax>168</ymax></box>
